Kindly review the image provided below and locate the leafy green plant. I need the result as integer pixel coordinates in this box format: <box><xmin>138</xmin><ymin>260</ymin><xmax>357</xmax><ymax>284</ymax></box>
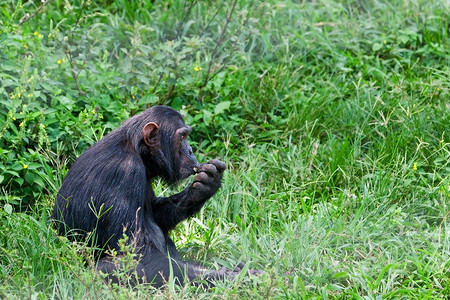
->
<box><xmin>0</xmin><ymin>0</ymin><xmax>449</xmax><ymax>298</ymax></box>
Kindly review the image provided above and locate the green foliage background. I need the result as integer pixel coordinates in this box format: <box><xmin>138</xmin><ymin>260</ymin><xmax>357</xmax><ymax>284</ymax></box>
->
<box><xmin>0</xmin><ymin>0</ymin><xmax>449</xmax><ymax>298</ymax></box>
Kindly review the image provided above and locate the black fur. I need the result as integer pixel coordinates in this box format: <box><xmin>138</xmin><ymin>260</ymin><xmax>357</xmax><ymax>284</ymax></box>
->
<box><xmin>52</xmin><ymin>105</ymin><xmax>236</xmax><ymax>287</ymax></box>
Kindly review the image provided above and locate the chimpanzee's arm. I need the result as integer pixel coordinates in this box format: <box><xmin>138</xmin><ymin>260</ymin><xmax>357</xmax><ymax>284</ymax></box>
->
<box><xmin>152</xmin><ymin>190</ymin><xmax>205</xmax><ymax>233</ymax></box>
<box><xmin>152</xmin><ymin>160</ymin><xmax>225</xmax><ymax>233</ymax></box>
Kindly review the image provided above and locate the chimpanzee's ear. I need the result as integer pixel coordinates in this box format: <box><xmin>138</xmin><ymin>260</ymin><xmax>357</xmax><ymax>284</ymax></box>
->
<box><xmin>143</xmin><ymin>122</ymin><xmax>160</xmax><ymax>148</ymax></box>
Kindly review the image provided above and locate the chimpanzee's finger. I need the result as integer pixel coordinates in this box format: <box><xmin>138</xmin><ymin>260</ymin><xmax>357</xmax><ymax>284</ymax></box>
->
<box><xmin>207</xmin><ymin>159</ymin><xmax>226</xmax><ymax>173</ymax></box>
<box><xmin>233</xmin><ymin>262</ymin><xmax>246</xmax><ymax>272</ymax></box>
<box><xmin>193</xmin><ymin>171</ymin><xmax>214</xmax><ymax>185</ymax></box>
<box><xmin>197</xmin><ymin>163</ymin><xmax>218</xmax><ymax>176</ymax></box>
<box><xmin>248</xmin><ymin>269</ymin><xmax>265</xmax><ymax>275</ymax></box>
<box><xmin>192</xmin><ymin>181</ymin><xmax>207</xmax><ymax>190</ymax></box>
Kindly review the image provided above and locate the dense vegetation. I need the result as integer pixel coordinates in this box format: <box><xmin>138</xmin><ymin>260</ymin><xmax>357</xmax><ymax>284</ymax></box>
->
<box><xmin>0</xmin><ymin>0</ymin><xmax>448</xmax><ymax>298</ymax></box>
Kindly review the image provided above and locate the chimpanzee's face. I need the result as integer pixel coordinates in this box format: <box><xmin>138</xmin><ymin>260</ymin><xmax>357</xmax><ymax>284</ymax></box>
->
<box><xmin>141</xmin><ymin>109</ymin><xmax>199</xmax><ymax>184</ymax></box>
<box><xmin>173</xmin><ymin>125</ymin><xmax>199</xmax><ymax>180</ymax></box>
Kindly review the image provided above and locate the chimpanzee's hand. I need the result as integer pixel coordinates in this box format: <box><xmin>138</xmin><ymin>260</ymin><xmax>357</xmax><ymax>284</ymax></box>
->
<box><xmin>187</xmin><ymin>159</ymin><xmax>226</xmax><ymax>205</ymax></box>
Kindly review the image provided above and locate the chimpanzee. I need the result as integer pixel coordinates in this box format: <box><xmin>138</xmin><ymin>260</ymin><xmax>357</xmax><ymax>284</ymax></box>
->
<box><xmin>52</xmin><ymin>105</ymin><xmax>255</xmax><ymax>287</ymax></box>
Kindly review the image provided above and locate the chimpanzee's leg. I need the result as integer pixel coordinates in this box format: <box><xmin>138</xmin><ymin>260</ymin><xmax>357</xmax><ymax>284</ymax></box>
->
<box><xmin>97</xmin><ymin>250</ymin><xmax>231</xmax><ymax>287</ymax></box>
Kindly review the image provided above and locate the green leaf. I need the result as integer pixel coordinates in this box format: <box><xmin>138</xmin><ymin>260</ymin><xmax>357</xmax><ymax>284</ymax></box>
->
<box><xmin>372</xmin><ymin>43</ymin><xmax>383</xmax><ymax>51</ymax></box>
<box><xmin>6</xmin><ymin>170</ymin><xmax>20</xmax><ymax>177</ymax></box>
<box><xmin>399</xmin><ymin>35</ymin><xmax>409</xmax><ymax>44</ymax></box>
<box><xmin>202</xmin><ymin>109</ymin><xmax>213</xmax><ymax>126</ymax></box>
<box><xmin>374</xmin><ymin>264</ymin><xmax>394</xmax><ymax>288</ymax></box>
<box><xmin>25</xmin><ymin>163</ymin><xmax>41</xmax><ymax>170</ymax></box>
<box><xmin>10</xmin><ymin>163</ymin><xmax>23</xmax><ymax>171</ymax></box>
<box><xmin>294</xmin><ymin>276</ymin><xmax>308</xmax><ymax>295</ymax></box>
<box><xmin>214</xmin><ymin>101</ymin><xmax>231</xmax><ymax>115</ymax></box>
<box><xmin>13</xmin><ymin>177</ymin><xmax>24</xmax><ymax>186</ymax></box>
<box><xmin>138</xmin><ymin>94</ymin><xmax>158</xmax><ymax>106</ymax></box>
<box><xmin>332</xmin><ymin>271</ymin><xmax>349</xmax><ymax>279</ymax></box>
<box><xmin>4</xmin><ymin>204</ymin><xmax>12</xmax><ymax>214</ymax></box>
<box><xmin>171</xmin><ymin>97</ymin><xmax>183</xmax><ymax>111</ymax></box>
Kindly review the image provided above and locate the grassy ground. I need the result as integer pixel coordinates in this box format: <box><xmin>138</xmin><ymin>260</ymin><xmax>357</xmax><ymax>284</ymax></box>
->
<box><xmin>0</xmin><ymin>0</ymin><xmax>449</xmax><ymax>299</ymax></box>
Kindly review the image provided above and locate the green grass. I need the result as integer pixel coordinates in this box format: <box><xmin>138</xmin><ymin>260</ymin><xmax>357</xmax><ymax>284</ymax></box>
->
<box><xmin>1</xmin><ymin>0</ymin><xmax>449</xmax><ymax>298</ymax></box>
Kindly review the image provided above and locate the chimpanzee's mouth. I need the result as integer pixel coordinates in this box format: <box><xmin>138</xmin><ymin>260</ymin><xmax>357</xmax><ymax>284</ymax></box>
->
<box><xmin>180</xmin><ymin>166</ymin><xmax>198</xmax><ymax>179</ymax></box>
